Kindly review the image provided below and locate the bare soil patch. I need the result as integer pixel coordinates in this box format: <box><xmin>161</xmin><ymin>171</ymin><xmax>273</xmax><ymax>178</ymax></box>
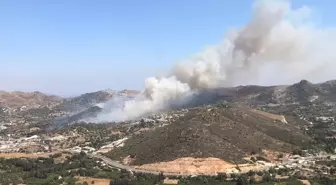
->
<box><xmin>76</xmin><ymin>176</ymin><xmax>110</xmax><ymax>185</ymax></box>
<box><xmin>134</xmin><ymin>157</ymin><xmax>268</xmax><ymax>175</ymax></box>
<box><xmin>249</xmin><ymin>109</ymin><xmax>287</xmax><ymax>123</ymax></box>
<box><xmin>300</xmin><ymin>180</ymin><xmax>311</xmax><ymax>185</ymax></box>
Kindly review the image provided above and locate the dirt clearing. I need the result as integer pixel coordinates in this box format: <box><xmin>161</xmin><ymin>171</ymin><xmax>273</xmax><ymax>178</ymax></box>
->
<box><xmin>76</xmin><ymin>176</ymin><xmax>110</xmax><ymax>185</ymax></box>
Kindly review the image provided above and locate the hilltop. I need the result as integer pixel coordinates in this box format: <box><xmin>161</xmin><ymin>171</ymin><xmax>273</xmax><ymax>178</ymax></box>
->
<box><xmin>0</xmin><ymin>91</ymin><xmax>63</xmax><ymax>109</ymax></box>
<box><xmin>212</xmin><ymin>79</ymin><xmax>336</xmax><ymax>106</ymax></box>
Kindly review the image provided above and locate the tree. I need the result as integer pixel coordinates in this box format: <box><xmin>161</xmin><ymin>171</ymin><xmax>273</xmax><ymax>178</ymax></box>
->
<box><xmin>292</xmin><ymin>149</ymin><xmax>304</xmax><ymax>156</ymax></box>
<box><xmin>34</xmin><ymin>170</ymin><xmax>47</xmax><ymax>179</ymax></box>
<box><xmin>109</xmin><ymin>179</ymin><xmax>134</xmax><ymax>185</ymax></box>
<box><xmin>330</xmin><ymin>168</ymin><xmax>336</xmax><ymax>175</ymax></box>
<box><xmin>231</xmin><ymin>173</ymin><xmax>238</xmax><ymax>180</ymax></box>
<box><xmin>277</xmin><ymin>153</ymin><xmax>284</xmax><ymax>159</ymax></box>
<box><xmin>158</xmin><ymin>172</ymin><xmax>165</xmax><ymax>181</ymax></box>
<box><xmin>216</xmin><ymin>173</ymin><xmax>227</xmax><ymax>181</ymax></box>
<box><xmin>320</xmin><ymin>177</ymin><xmax>335</xmax><ymax>185</ymax></box>
<box><xmin>247</xmin><ymin>170</ymin><xmax>256</xmax><ymax>177</ymax></box>
<box><xmin>287</xmin><ymin>180</ymin><xmax>304</xmax><ymax>185</ymax></box>
<box><xmin>262</xmin><ymin>173</ymin><xmax>273</xmax><ymax>182</ymax></box>
<box><xmin>269</xmin><ymin>167</ymin><xmax>277</xmax><ymax>174</ymax></box>
<box><xmin>249</xmin><ymin>177</ymin><xmax>256</xmax><ymax>184</ymax></box>
<box><xmin>236</xmin><ymin>175</ymin><xmax>248</xmax><ymax>185</ymax></box>
<box><xmin>257</xmin><ymin>171</ymin><xmax>263</xmax><ymax>176</ymax></box>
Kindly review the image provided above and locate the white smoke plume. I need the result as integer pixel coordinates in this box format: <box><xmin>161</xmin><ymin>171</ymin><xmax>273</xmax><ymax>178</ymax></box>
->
<box><xmin>95</xmin><ymin>0</ymin><xmax>336</xmax><ymax>122</ymax></box>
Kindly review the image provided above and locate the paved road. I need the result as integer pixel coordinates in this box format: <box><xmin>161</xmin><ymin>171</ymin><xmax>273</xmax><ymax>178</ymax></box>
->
<box><xmin>64</xmin><ymin>149</ymin><xmax>182</xmax><ymax>176</ymax></box>
<box><xmin>90</xmin><ymin>153</ymin><xmax>184</xmax><ymax>176</ymax></box>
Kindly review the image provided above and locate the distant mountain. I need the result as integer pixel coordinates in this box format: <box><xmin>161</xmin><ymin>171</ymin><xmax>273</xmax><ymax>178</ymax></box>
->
<box><xmin>49</xmin><ymin>80</ymin><xmax>336</xmax><ymax>128</ymax></box>
<box><xmin>0</xmin><ymin>89</ymin><xmax>139</xmax><ymax>132</ymax></box>
<box><xmin>54</xmin><ymin>89</ymin><xmax>140</xmax><ymax>112</ymax></box>
<box><xmin>49</xmin><ymin>89</ymin><xmax>140</xmax><ymax>129</ymax></box>
<box><xmin>4</xmin><ymin>79</ymin><xmax>336</xmax><ymax>131</ymax></box>
<box><xmin>0</xmin><ymin>91</ymin><xmax>63</xmax><ymax>109</ymax></box>
<box><xmin>190</xmin><ymin>79</ymin><xmax>336</xmax><ymax>107</ymax></box>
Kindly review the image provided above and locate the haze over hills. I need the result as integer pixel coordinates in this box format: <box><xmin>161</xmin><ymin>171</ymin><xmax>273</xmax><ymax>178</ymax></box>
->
<box><xmin>0</xmin><ymin>90</ymin><xmax>63</xmax><ymax>109</ymax></box>
<box><xmin>1</xmin><ymin>79</ymin><xmax>336</xmax><ymax>177</ymax></box>
<box><xmin>0</xmin><ymin>89</ymin><xmax>139</xmax><ymax>131</ymax></box>
<box><xmin>1</xmin><ymin>79</ymin><xmax>336</xmax><ymax>126</ymax></box>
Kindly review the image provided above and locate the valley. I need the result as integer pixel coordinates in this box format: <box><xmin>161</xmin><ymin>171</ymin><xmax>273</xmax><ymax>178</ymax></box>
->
<box><xmin>1</xmin><ymin>80</ymin><xmax>336</xmax><ymax>184</ymax></box>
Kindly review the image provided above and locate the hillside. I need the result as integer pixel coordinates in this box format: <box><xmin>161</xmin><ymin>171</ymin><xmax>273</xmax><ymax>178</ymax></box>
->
<box><xmin>0</xmin><ymin>89</ymin><xmax>139</xmax><ymax>135</ymax></box>
<box><xmin>215</xmin><ymin>80</ymin><xmax>336</xmax><ymax>105</ymax></box>
<box><xmin>106</xmin><ymin>103</ymin><xmax>311</xmax><ymax>165</ymax></box>
<box><xmin>55</xmin><ymin>89</ymin><xmax>139</xmax><ymax>113</ymax></box>
<box><xmin>0</xmin><ymin>91</ymin><xmax>63</xmax><ymax>109</ymax></box>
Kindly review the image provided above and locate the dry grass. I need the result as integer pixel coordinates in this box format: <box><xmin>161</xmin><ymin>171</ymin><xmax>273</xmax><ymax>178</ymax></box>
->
<box><xmin>134</xmin><ymin>157</ymin><xmax>270</xmax><ymax>175</ymax></box>
<box><xmin>54</xmin><ymin>153</ymin><xmax>72</xmax><ymax>163</ymax></box>
<box><xmin>76</xmin><ymin>176</ymin><xmax>110</xmax><ymax>185</ymax></box>
<box><xmin>300</xmin><ymin>180</ymin><xmax>311</xmax><ymax>185</ymax></box>
<box><xmin>135</xmin><ymin>157</ymin><xmax>234</xmax><ymax>175</ymax></box>
<box><xmin>163</xmin><ymin>178</ymin><xmax>179</xmax><ymax>184</ymax></box>
<box><xmin>249</xmin><ymin>109</ymin><xmax>287</xmax><ymax>123</ymax></box>
<box><xmin>275</xmin><ymin>175</ymin><xmax>290</xmax><ymax>179</ymax></box>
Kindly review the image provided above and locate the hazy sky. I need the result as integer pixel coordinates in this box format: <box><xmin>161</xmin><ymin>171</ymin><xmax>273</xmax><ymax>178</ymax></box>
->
<box><xmin>0</xmin><ymin>0</ymin><xmax>334</xmax><ymax>96</ymax></box>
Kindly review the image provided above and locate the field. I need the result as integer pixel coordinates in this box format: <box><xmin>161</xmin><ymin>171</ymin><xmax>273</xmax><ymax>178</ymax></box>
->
<box><xmin>76</xmin><ymin>176</ymin><xmax>111</xmax><ymax>185</ymax></box>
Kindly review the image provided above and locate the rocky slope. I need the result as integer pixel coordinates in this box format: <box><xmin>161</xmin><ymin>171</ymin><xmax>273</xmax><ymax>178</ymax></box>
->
<box><xmin>106</xmin><ymin>103</ymin><xmax>312</xmax><ymax>165</ymax></box>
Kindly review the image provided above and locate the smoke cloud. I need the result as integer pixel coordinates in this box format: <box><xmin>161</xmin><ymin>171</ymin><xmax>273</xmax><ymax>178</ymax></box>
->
<box><xmin>95</xmin><ymin>0</ymin><xmax>336</xmax><ymax>122</ymax></box>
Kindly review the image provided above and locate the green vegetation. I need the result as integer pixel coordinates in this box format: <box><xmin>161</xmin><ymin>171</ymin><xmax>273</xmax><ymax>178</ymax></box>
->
<box><xmin>52</xmin><ymin>123</ymin><xmax>127</xmax><ymax>149</ymax></box>
<box><xmin>1</xmin><ymin>151</ymin><xmax>332</xmax><ymax>185</ymax></box>
<box><xmin>177</xmin><ymin>176</ymin><xmax>312</xmax><ymax>185</ymax></box>
<box><xmin>0</xmin><ymin>152</ymin><xmax>120</xmax><ymax>185</ymax></box>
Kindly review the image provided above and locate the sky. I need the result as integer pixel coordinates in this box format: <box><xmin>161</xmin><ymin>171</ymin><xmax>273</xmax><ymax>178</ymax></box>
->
<box><xmin>0</xmin><ymin>0</ymin><xmax>335</xmax><ymax>96</ymax></box>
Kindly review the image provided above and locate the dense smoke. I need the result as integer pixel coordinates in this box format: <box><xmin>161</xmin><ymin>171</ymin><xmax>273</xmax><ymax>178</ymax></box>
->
<box><xmin>94</xmin><ymin>0</ymin><xmax>336</xmax><ymax>122</ymax></box>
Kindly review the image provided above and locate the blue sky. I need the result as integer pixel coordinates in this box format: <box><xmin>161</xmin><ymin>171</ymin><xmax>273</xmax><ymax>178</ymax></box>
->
<box><xmin>0</xmin><ymin>0</ymin><xmax>334</xmax><ymax>96</ymax></box>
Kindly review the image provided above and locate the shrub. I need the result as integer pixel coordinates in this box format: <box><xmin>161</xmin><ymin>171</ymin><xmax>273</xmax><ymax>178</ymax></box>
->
<box><xmin>236</xmin><ymin>175</ymin><xmax>248</xmax><ymax>185</ymax></box>
<box><xmin>277</xmin><ymin>153</ymin><xmax>284</xmax><ymax>158</ymax></box>
<box><xmin>262</xmin><ymin>173</ymin><xmax>273</xmax><ymax>182</ymax></box>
